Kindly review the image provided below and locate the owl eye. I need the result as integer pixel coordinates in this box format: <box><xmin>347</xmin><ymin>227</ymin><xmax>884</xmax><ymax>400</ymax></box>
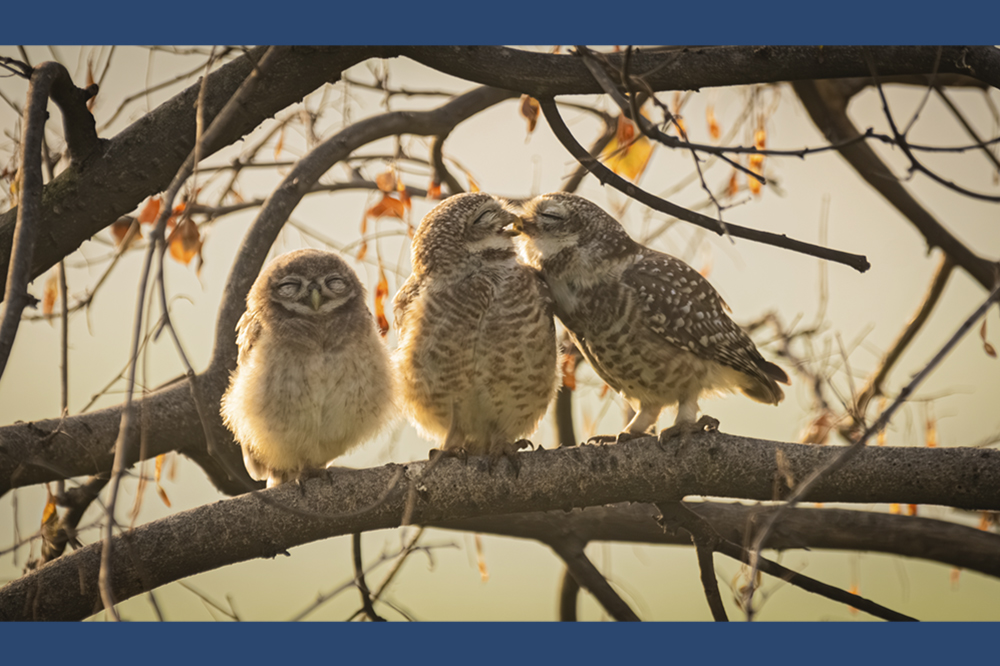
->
<box><xmin>472</xmin><ymin>209</ymin><xmax>492</xmax><ymax>226</ymax></box>
<box><xmin>275</xmin><ymin>277</ymin><xmax>301</xmax><ymax>298</ymax></box>
<box><xmin>325</xmin><ymin>276</ymin><xmax>347</xmax><ymax>292</ymax></box>
<box><xmin>539</xmin><ymin>211</ymin><xmax>565</xmax><ymax>222</ymax></box>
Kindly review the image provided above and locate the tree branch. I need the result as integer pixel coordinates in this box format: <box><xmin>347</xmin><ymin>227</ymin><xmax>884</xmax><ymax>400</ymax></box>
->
<box><xmin>3</xmin><ymin>434</ymin><xmax>999</xmax><ymax>620</ymax></box>
<box><xmin>550</xmin><ymin>538</ymin><xmax>639</xmax><ymax>621</ymax></box>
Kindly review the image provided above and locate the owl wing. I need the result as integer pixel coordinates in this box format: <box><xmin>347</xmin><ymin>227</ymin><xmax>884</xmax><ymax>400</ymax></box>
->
<box><xmin>622</xmin><ymin>251</ymin><xmax>787</xmax><ymax>394</ymax></box>
<box><xmin>234</xmin><ymin>308</ymin><xmax>264</xmax><ymax>367</ymax></box>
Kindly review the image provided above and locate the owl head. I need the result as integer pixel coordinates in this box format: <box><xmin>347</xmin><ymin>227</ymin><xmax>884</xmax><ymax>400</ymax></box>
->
<box><xmin>248</xmin><ymin>248</ymin><xmax>365</xmax><ymax>320</ymax></box>
<box><xmin>410</xmin><ymin>192</ymin><xmax>520</xmax><ymax>275</ymax></box>
<box><xmin>516</xmin><ymin>192</ymin><xmax>639</xmax><ymax>275</ymax></box>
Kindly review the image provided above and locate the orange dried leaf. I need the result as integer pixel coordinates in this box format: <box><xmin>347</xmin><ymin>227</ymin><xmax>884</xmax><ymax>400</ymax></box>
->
<box><xmin>474</xmin><ymin>534</ymin><xmax>489</xmax><ymax>583</ymax></box>
<box><xmin>519</xmin><ymin>95</ymin><xmax>541</xmax><ymax>134</ymax></box>
<box><xmin>800</xmin><ymin>411</ymin><xmax>833</xmax><ymax>445</ymax></box>
<box><xmin>137</xmin><ymin>197</ymin><xmax>161</xmax><ymax>224</ymax></box>
<box><xmin>561</xmin><ymin>354</ymin><xmax>578</xmax><ymax>391</ymax></box>
<box><xmin>427</xmin><ymin>180</ymin><xmax>442</xmax><ymax>200</ymax></box>
<box><xmin>907</xmin><ymin>504</ymin><xmax>918</xmax><ymax>516</ymax></box>
<box><xmin>602</xmin><ymin>115</ymin><xmax>653</xmax><ymax>182</ymax></box>
<box><xmin>706</xmin><ymin>105</ymin><xmax>721</xmax><ymax>140</ymax></box>
<box><xmin>754</xmin><ymin>128</ymin><xmax>767</xmax><ymax>150</ymax></box>
<box><xmin>356</xmin><ymin>240</ymin><xmax>368</xmax><ymax>262</ymax></box>
<box><xmin>166</xmin><ymin>202</ymin><xmax>187</xmax><ymax>232</ymax></box>
<box><xmin>398</xmin><ymin>187</ymin><xmax>412</xmax><ymax>212</ymax></box>
<box><xmin>274</xmin><ymin>126</ymin><xmax>285</xmax><ymax>160</ymax></box>
<box><xmin>375</xmin><ymin>168</ymin><xmax>397</xmax><ymax>193</ymax></box>
<box><xmin>889</xmin><ymin>503</ymin><xmax>901</xmax><ymax>515</ymax></box>
<box><xmin>977</xmin><ymin>512</ymin><xmax>995</xmax><ymax>530</ymax></box>
<box><xmin>727</xmin><ymin>170</ymin><xmax>739</xmax><ymax>198</ymax></box>
<box><xmin>599</xmin><ymin>383</ymin><xmax>610</xmax><ymax>399</ymax></box>
<box><xmin>673</xmin><ymin>116</ymin><xmax>687</xmax><ymax>139</ymax></box>
<box><xmin>42</xmin><ymin>270</ymin><xmax>59</xmax><ymax>316</ymax></box>
<box><xmin>467</xmin><ymin>173</ymin><xmax>481</xmax><ymax>193</ymax></box>
<box><xmin>168</xmin><ymin>218</ymin><xmax>201</xmax><ymax>265</ymax></box>
<box><xmin>366</xmin><ymin>193</ymin><xmax>406</xmax><ymax>220</ymax></box>
<box><xmin>154</xmin><ymin>453</ymin><xmax>172</xmax><ymax>508</ymax></box>
<box><xmin>925</xmin><ymin>405</ymin><xmax>938</xmax><ymax>448</ymax></box>
<box><xmin>374</xmin><ymin>262</ymin><xmax>390</xmax><ymax>337</ymax></box>
<box><xmin>41</xmin><ymin>490</ymin><xmax>58</xmax><ymax>526</ymax></box>
<box><xmin>981</xmin><ymin>320</ymin><xmax>997</xmax><ymax>358</ymax></box>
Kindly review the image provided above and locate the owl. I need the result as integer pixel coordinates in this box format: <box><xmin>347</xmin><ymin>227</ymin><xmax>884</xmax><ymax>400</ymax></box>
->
<box><xmin>220</xmin><ymin>249</ymin><xmax>394</xmax><ymax>488</ymax></box>
<box><xmin>393</xmin><ymin>192</ymin><xmax>559</xmax><ymax>467</ymax></box>
<box><xmin>516</xmin><ymin>192</ymin><xmax>789</xmax><ymax>440</ymax></box>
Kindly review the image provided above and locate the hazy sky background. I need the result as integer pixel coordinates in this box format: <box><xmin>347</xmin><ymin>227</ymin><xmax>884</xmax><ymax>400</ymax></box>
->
<box><xmin>0</xmin><ymin>46</ymin><xmax>997</xmax><ymax>620</ymax></box>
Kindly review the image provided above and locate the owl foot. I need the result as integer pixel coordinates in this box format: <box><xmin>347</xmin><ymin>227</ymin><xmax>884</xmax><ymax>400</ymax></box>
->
<box><xmin>657</xmin><ymin>415</ymin><xmax>720</xmax><ymax>446</ymax></box>
<box><xmin>487</xmin><ymin>446</ymin><xmax>522</xmax><ymax>478</ymax></box>
<box><xmin>585</xmin><ymin>431</ymin><xmax>647</xmax><ymax>446</ymax></box>
<box><xmin>429</xmin><ymin>447</ymin><xmax>468</xmax><ymax>465</ymax></box>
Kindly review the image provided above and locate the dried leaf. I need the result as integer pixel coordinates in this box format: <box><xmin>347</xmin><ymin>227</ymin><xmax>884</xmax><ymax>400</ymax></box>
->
<box><xmin>168</xmin><ymin>218</ymin><xmax>201</xmax><ymax>265</ymax></box>
<box><xmin>398</xmin><ymin>186</ymin><xmax>412</xmax><ymax>213</ymax></box>
<box><xmin>977</xmin><ymin>512</ymin><xmax>996</xmax><ymax>530</ymax></box>
<box><xmin>561</xmin><ymin>354</ymin><xmax>578</xmax><ymax>391</ymax></box>
<box><xmin>137</xmin><ymin>197</ymin><xmax>161</xmax><ymax>224</ymax></box>
<box><xmin>42</xmin><ymin>270</ymin><xmax>59</xmax><ymax>316</ymax></box>
<box><xmin>889</xmin><ymin>503</ymin><xmax>901</xmax><ymax>515</ymax></box>
<box><xmin>907</xmin><ymin>504</ymin><xmax>918</xmax><ymax>516</ymax></box>
<box><xmin>375</xmin><ymin>167</ymin><xmax>397</xmax><ymax>193</ymax></box>
<box><xmin>111</xmin><ymin>217</ymin><xmax>140</xmax><ymax>249</ymax></box>
<box><xmin>274</xmin><ymin>126</ymin><xmax>285</xmax><ymax>160</ymax></box>
<box><xmin>727</xmin><ymin>170</ymin><xmax>739</xmax><ymax>198</ymax></box>
<box><xmin>41</xmin><ymin>489</ymin><xmax>58</xmax><ymax>526</ymax></box>
<box><xmin>925</xmin><ymin>404</ymin><xmax>938</xmax><ymax>448</ymax></box>
<box><xmin>356</xmin><ymin>241</ymin><xmax>368</xmax><ymax>262</ymax></box>
<box><xmin>519</xmin><ymin>95</ymin><xmax>540</xmax><ymax>134</ymax></box>
<box><xmin>754</xmin><ymin>128</ymin><xmax>767</xmax><ymax>151</ymax></box>
<box><xmin>599</xmin><ymin>383</ymin><xmax>610</xmax><ymax>399</ymax></box>
<box><xmin>165</xmin><ymin>202</ymin><xmax>187</xmax><ymax>232</ymax></box>
<box><xmin>800</xmin><ymin>410</ymin><xmax>833</xmax><ymax>445</ymax></box>
<box><xmin>602</xmin><ymin>115</ymin><xmax>653</xmax><ymax>182</ymax></box>
<box><xmin>706</xmin><ymin>105</ymin><xmax>721</xmax><ymax>140</ymax></box>
<box><xmin>366</xmin><ymin>193</ymin><xmax>406</xmax><ymax>220</ymax></box>
<box><xmin>427</xmin><ymin>180</ymin><xmax>442</xmax><ymax>200</ymax></box>
<box><xmin>981</xmin><ymin>320</ymin><xmax>997</xmax><ymax>358</ymax></box>
<box><xmin>154</xmin><ymin>454</ymin><xmax>172</xmax><ymax>507</ymax></box>
<box><xmin>474</xmin><ymin>534</ymin><xmax>489</xmax><ymax>583</ymax></box>
<box><xmin>467</xmin><ymin>173</ymin><xmax>481</xmax><ymax>193</ymax></box>
<box><xmin>374</xmin><ymin>262</ymin><xmax>390</xmax><ymax>337</ymax></box>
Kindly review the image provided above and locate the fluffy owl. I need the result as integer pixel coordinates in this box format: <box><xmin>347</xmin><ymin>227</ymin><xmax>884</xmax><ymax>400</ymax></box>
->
<box><xmin>220</xmin><ymin>249</ymin><xmax>394</xmax><ymax>488</ymax></box>
<box><xmin>516</xmin><ymin>192</ymin><xmax>789</xmax><ymax>439</ymax></box>
<box><xmin>393</xmin><ymin>192</ymin><xmax>559</xmax><ymax>465</ymax></box>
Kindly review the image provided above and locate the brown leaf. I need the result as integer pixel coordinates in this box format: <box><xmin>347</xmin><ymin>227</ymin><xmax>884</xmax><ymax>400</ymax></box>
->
<box><xmin>981</xmin><ymin>320</ymin><xmax>997</xmax><ymax>358</ymax></box>
<box><xmin>907</xmin><ymin>504</ymin><xmax>918</xmax><ymax>516</ymax></box>
<box><xmin>889</xmin><ymin>503</ymin><xmax>901</xmax><ymax>515</ymax></box>
<box><xmin>925</xmin><ymin>403</ymin><xmax>938</xmax><ymax>448</ymax></box>
<box><xmin>42</xmin><ymin>270</ymin><xmax>59</xmax><ymax>316</ymax></box>
<box><xmin>168</xmin><ymin>217</ymin><xmax>201</xmax><ymax>265</ymax></box>
<box><xmin>374</xmin><ymin>262</ymin><xmax>390</xmax><ymax>337</ymax></box>
<box><xmin>366</xmin><ymin>193</ymin><xmax>406</xmax><ymax>220</ymax></box>
<box><xmin>726</xmin><ymin>170</ymin><xmax>739</xmax><ymax>198</ymax></box>
<box><xmin>274</xmin><ymin>126</ymin><xmax>285</xmax><ymax>160</ymax></box>
<box><xmin>155</xmin><ymin>453</ymin><xmax>172</xmax><ymax>508</ymax></box>
<box><xmin>706</xmin><ymin>105</ymin><xmax>721</xmax><ymax>140</ymax></box>
<box><xmin>375</xmin><ymin>167</ymin><xmax>397</xmax><ymax>193</ymax></box>
<box><xmin>519</xmin><ymin>95</ymin><xmax>540</xmax><ymax>134</ymax></box>
<box><xmin>427</xmin><ymin>180</ymin><xmax>442</xmax><ymax>200</ymax></box>
<box><xmin>474</xmin><ymin>534</ymin><xmax>489</xmax><ymax>583</ymax></box>
<box><xmin>137</xmin><ymin>196</ymin><xmax>161</xmax><ymax>224</ymax></box>
<box><xmin>561</xmin><ymin>353</ymin><xmax>578</xmax><ymax>391</ymax></box>
<box><xmin>800</xmin><ymin>410</ymin><xmax>833</xmax><ymax>445</ymax></box>
<box><xmin>41</xmin><ymin>489</ymin><xmax>58</xmax><ymax>527</ymax></box>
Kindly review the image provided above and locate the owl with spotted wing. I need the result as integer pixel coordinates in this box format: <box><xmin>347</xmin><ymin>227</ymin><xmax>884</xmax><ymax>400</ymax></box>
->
<box><xmin>516</xmin><ymin>192</ymin><xmax>788</xmax><ymax>440</ymax></box>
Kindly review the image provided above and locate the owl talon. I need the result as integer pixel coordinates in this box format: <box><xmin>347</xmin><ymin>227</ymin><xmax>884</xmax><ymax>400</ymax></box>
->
<box><xmin>585</xmin><ymin>434</ymin><xmax>618</xmax><ymax>446</ymax></box>
<box><xmin>430</xmin><ymin>447</ymin><xmax>468</xmax><ymax>465</ymax></box>
<box><xmin>487</xmin><ymin>448</ymin><xmax>522</xmax><ymax>477</ymax></box>
<box><xmin>657</xmin><ymin>415</ymin><xmax>720</xmax><ymax>446</ymax></box>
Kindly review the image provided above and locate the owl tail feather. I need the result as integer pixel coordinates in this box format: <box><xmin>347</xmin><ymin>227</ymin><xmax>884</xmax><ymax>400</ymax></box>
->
<box><xmin>740</xmin><ymin>358</ymin><xmax>789</xmax><ymax>405</ymax></box>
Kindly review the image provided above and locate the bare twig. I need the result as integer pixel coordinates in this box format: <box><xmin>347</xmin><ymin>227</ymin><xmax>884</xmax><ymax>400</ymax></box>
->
<box><xmin>352</xmin><ymin>532</ymin><xmax>386</xmax><ymax>621</ymax></box>
<box><xmin>550</xmin><ymin>538</ymin><xmax>640</xmax><ymax>621</ymax></box>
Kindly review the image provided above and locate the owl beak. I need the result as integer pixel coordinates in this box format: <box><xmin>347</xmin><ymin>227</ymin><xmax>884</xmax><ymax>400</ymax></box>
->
<box><xmin>309</xmin><ymin>286</ymin><xmax>322</xmax><ymax>311</ymax></box>
<box><xmin>506</xmin><ymin>218</ymin><xmax>524</xmax><ymax>236</ymax></box>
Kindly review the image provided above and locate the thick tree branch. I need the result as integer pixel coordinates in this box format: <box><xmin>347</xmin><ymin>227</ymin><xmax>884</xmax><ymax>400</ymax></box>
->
<box><xmin>401</xmin><ymin>46</ymin><xmax>1000</xmax><ymax>97</ymax></box>
<box><xmin>2</xmin><ymin>434</ymin><xmax>999</xmax><ymax>620</ymax></box>
<box><xmin>0</xmin><ymin>46</ymin><xmax>397</xmax><ymax>301</ymax></box>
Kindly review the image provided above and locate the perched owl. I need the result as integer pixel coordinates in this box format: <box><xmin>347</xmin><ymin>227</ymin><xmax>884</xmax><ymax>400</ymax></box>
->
<box><xmin>394</xmin><ymin>192</ymin><xmax>559</xmax><ymax>466</ymax></box>
<box><xmin>516</xmin><ymin>192</ymin><xmax>789</xmax><ymax>439</ymax></box>
<box><xmin>221</xmin><ymin>249</ymin><xmax>394</xmax><ymax>488</ymax></box>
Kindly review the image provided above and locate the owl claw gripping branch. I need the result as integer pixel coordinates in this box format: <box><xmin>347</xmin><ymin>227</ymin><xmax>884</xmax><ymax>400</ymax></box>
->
<box><xmin>516</xmin><ymin>192</ymin><xmax>789</xmax><ymax>440</ymax></box>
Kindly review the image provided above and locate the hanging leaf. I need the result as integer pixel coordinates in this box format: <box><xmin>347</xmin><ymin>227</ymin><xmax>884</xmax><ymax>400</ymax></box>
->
<box><xmin>800</xmin><ymin>410</ymin><xmax>833</xmax><ymax>445</ymax></box>
<box><xmin>519</xmin><ymin>95</ymin><xmax>540</xmax><ymax>134</ymax></box>
<box><xmin>42</xmin><ymin>270</ymin><xmax>59</xmax><ymax>316</ymax></box>
<box><xmin>889</xmin><ymin>503</ymin><xmax>901</xmax><ymax>515</ymax></box>
<box><xmin>274</xmin><ymin>125</ymin><xmax>285</xmax><ymax>160</ymax></box>
<box><xmin>474</xmin><ymin>534</ymin><xmax>489</xmax><ymax>583</ymax></box>
<box><xmin>602</xmin><ymin>115</ymin><xmax>653</xmax><ymax>182</ymax></box>
<box><xmin>925</xmin><ymin>404</ymin><xmax>938</xmax><ymax>448</ymax></box>
<box><xmin>466</xmin><ymin>173</ymin><xmax>481</xmax><ymax>193</ymax></box>
<box><xmin>165</xmin><ymin>201</ymin><xmax>187</xmax><ymax>232</ymax></box>
<box><xmin>356</xmin><ymin>215</ymin><xmax>369</xmax><ymax>261</ymax></box>
<box><xmin>375</xmin><ymin>167</ymin><xmax>397</xmax><ymax>193</ymax></box>
<box><xmin>907</xmin><ymin>504</ymin><xmax>918</xmax><ymax>516</ymax></box>
<box><xmin>727</xmin><ymin>169</ymin><xmax>739</xmax><ymax>198</ymax></box>
<box><xmin>41</xmin><ymin>488</ymin><xmax>58</xmax><ymax>526</ymax></box>
<box><xmin>374</xmin><ymin>262</ymin><xmax>390</xmax><ymax>337</ymax></box>
<box><xmin>137</xmin><ymin>196</ymin><xmax>161</xmax><ymax>224</ymax></box>
<box><xmin>366</xmin><ymin>193</ymin><xmax>406</xmax><ymax>220</ymax></box>
<box><xmin>706</xmin><ymin>105</ymin><xmax>721</xmax><ymax>140</ymax></box>
<box><xmin>427</xmin><ymin>179</ymin><xmax>442</xmax><ymax>200</ymax></box>
<box><xmin>155</xmin><ymin>453</ymin><xmax>172</xmax><ymax>508</ymax></box>
<box><xmin>168</xmin><ymin>217</ymin><xmax>202</xmax><ymax>265</ymax></box>
<box><xmin>112</xmin><ymin>216</ymin><xmax>140</xmax><ymax>248</ymax></box>
<box><xmin>981</xmin><ymin>320</ymin><xmax>997</xmax><ymax>358</ymax></box>
<box><xmin>561</xmin><ymin>353</ymin><xmax>578</xmax><ymax>391</ymax></box>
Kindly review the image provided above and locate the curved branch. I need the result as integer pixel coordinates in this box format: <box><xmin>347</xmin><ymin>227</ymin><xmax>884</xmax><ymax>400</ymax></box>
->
<box><xmin>550</xmin><ymin>538</ymin><xmax>640</xmax><ymax>621</ymax></box>
<box><xmin>539</xmin><ymin>97</ymin><xmax>871</xmax><ymax>273</ymax></box>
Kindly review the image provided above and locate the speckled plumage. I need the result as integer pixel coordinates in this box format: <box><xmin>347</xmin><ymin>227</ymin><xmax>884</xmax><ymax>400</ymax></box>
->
<box><xmin>517</xmin><ymin>192</ymin><xmax>788</xmax><ymax>435</ymax></box>
<box><xmin>394</xmin><ymin>193</ymin><xmax>559</xmax><ymax>458</ymax></box>
<box><xmin>221</xmin><ymin>249</ymin><xmax>394</xmax><ymax>487</ymax></box>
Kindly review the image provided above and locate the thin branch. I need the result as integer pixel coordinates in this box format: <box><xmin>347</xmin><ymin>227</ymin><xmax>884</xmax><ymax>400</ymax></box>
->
<box><xmin>743</xmin><ymin>282</ymin><xmax>1000</xmax><ymax>618</ymax></box>
<box><xmin>934</xmin><ymin>86</ymin><xmax>1000</xmax><ymax>175</ymax></box>
<box><xmin>558</xmin><ymin>567</ymin><xmax>580</xmax><ymax>621</ymax></box>
<box><xmin>550</xmin><ymin>538</ymin><xmax>640</xmax><ymax>621</ymax></box>
<box><xmin>352</xmin><ymin>532</ymin><xmax>386</xmax><ymax>622</ymax></box>
<box><xmin>539</xmin><ymin>96</ymin><xmax>871</xmax><ymax>273</ymax></box>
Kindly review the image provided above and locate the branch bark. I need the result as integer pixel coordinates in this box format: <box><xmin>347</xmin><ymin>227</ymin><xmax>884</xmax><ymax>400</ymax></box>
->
<box><xmin>2</xmin><ymin>434</ymin><xmax>999</xmax><ymax>620</ymax></box>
